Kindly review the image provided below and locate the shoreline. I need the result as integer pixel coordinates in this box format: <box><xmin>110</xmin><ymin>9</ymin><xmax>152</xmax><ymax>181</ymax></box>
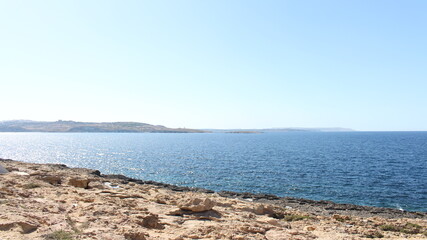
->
<box><xmin>1</xmin><ymin>158</ymin><xmax>426</xmax><ymax>239</ymax></box>
<box><xmin>100</xmin><ymin>167</ymin><xmax>427</xmax><ymax>220</ymax></box>
<box><xmin>2</xmin><ymin>158</ymin><xmax>426</xmax><ymax>220</ymax></box>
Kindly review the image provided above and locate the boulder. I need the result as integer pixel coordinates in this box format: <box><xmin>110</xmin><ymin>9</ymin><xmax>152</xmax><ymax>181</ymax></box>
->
<box><xmin>0</xmin><ymin>164</ymin><xmax>9</xmax><ymax>174</ymax></box>
<box><xmin>178</xmin><ymin>197</ymin><xmax>215</xmax><ymax>212</ymax></box>
<box><xmin>68</xmin><ymin>178</ymin><xmax>91</xmax><ymax>189</ymax></box>
<box><xmin>256</xmin><ymin>216</ymin><xmax>280</xmax><ymax>226</ymax></box>
<box><xmin>39</xmin><ymin>175</ymin><xmax>61</xmax><ymax>185</ymax></box>
<box><xmin>142</xmin><ymin>214</ymin><xmax>164</xmax><ymax>229</ymax></box>
<box><xmin>253</xmin><ymin>204</ymin><xmax>275</xmax><ymax>215</ymax></box>
<box><xmin>88</xmin><ymin>182</ymin><xmax>107</xmax><ymax>189</ymax></box>
<box><xmin>17</xmin><ymin>221</ymin><xmax>39</xmax><ymax>234</ymax></box>
<box><xmin>134</xmin><ymin>214</ymin><xmax>164</xmax><ymax>229</ymax></box>
<box><xmin>153</xmin><ymin>193</ymin><xmax>174</xmax><ymax>204</ymax></box>
<box><xmin>0</xmin><ymin>222</ymin><xmax>39</xmax><ymax>234</ymax></box>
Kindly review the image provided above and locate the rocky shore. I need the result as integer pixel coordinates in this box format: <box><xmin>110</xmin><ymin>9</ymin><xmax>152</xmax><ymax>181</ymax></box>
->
<box><xmin>0</xmin><ymin>158</ymin><xmax>426</xmax><ymax>240</ymax></box>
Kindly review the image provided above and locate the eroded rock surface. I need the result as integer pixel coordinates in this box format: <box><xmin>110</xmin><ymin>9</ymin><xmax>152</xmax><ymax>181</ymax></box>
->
<box><xmin>68</xmin><ymin>178</ymin><xmax>91</xmax><ymax>189</ymax></box>
<box><xmin>178</xmin><ymin>197</ymin><xmax>215</xmax><ymax>212</ymax></box>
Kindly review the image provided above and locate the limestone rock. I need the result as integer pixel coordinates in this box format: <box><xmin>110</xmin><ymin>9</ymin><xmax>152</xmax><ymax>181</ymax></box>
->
<box><xmin>154</xmin><ymin>193</ymin><xmax>173</xmax><ymax>204</ymax></box>
<box><xmin>39</xmin><ymin>175</ymin><xmax>61</xmax><ymax>185</ymax></box>
<box><xmin>306</xmin><ymin>226</ymin><xmax>316</xmax><ymax>231</ymax></box>
<box><xmin>253</xmin><ymin>204</ymin><xmax>275</xmax><ymax>215</ymax></box>
<box><xmin>68</xmin><ymin>178</ymin><xmax>91</xmax><ymax>189</ymax></box>
<box><xmin>143</xmin><ymin>214</ymin><xmax>164</xmax><ymax>229</ymax></box>
<box><xmin>88</xmin><ymin>181</ymin><xmax>106</xmax><ymax>189</ymax></box>
<box><xmin>232</xmin><ymin>235</ymin><xmax>246</xmax><ymax>240</ymax></box>
<box><xmin>178</xmin><ymin>197</ymin><xmax>215</xmax><ymax>212</ymax></box>
<box><xmin>0</xmin><ymin>222</ymin><xmax>38</xmax><ymax>234</ymax></box>
<box><xmin>11</xmin><ymin>171</ymin><xmax>29</xmax><ymax>176</ymax></box>
<box><xmin>123</xmin><ymin>231</ymin><xmax>147</xmax><ymax>240</ymax></box>
<box><xmin>240</xmin><ymin>225</ymin><xmax>266</xmax><ymax>234</ymax></box>
<box><xmin>17</xmin><ymin>221</ymin><xmax>39</xmax><ymax>233</ymax></box>
<box><xmin>134</xmin><ymin>214</ymin><xmax>164</xmax><ymax>229</ymax></box>
<box><xmin>257</xmin><ymin>216</ymin><xmax>280</xmax><ymax>226</ymax></box>
<box><xmin>265</xmin><ymin>229</ymin><xmax>290</xmax><ymax>240</ymax></box>
<box><xmin>0</xmin><ymin>223</ymin><xmax>14</xmax><ymax>231</ymax></box>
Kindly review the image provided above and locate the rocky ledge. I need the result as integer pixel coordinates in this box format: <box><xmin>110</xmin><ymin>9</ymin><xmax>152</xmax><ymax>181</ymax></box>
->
<box><xmin>0</xmin><ymin>158</ymin><xmax>426</xmax><ymax>240</ymax></box>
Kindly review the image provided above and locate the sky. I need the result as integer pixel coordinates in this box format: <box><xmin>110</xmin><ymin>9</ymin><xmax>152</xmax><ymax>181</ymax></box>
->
<box><xmin>1</xmin><ymin>1</ymin><xmax>426</xmax><ymax>131</ymax></box>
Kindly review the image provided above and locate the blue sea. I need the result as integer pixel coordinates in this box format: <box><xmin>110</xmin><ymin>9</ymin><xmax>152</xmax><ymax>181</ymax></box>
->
<box><xmin>0</xmin><ymin>132</ymin><xmax>426</xmax><ymax>212</ymax></box>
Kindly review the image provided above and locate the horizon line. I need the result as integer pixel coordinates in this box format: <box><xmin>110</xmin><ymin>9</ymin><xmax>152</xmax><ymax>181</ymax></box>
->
<box><xmin>1</xmin><ymin>119</ymin><xmax>427</xmax><ymax>132</ymax></box>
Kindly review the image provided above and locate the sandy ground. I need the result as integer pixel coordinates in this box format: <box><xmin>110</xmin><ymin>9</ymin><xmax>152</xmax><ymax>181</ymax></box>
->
<box><xmin>0</xmin><ymin>159</ymin><xmax>426</xmax><ymax>240</ymax></box>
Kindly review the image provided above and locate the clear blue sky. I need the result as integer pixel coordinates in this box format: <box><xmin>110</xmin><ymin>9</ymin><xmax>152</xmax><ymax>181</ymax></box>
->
<box><xmin>1</xmin><ymin>0</ymin><xmax>426</xmax><ymax>130</ymax></box>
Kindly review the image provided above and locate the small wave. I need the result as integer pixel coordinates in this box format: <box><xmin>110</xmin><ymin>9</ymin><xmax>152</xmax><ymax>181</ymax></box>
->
<box><xmin>394</xmin><ymin>204</ymin><xmax>405</xmax><ymax>211</ymax></box>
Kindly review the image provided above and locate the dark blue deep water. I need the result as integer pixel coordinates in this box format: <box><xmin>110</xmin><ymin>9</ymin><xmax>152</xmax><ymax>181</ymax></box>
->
<box><xmin>0</xmin><ymin>132</ymin><xmax>426</xmax><ymax>212</ymax></box>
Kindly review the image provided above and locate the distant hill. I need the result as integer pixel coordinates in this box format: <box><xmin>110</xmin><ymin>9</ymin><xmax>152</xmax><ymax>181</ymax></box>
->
<box><xmin>0</xmin><ymin>120</ymin><xmax>205</xmax><ymax>133</ymax></box>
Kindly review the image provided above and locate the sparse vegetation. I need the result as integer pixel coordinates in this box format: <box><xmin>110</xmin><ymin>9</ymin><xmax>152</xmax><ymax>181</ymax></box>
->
<box><xmin>23</xmin><ymin>183</ymin><xmax>41</xmax><ymax>189</ymax></box>
<box><xmin>43</xmin><ymin>230</ymin><xmax>74</xmax><ymax>240</ymax></box>
<box><xmin>380</xmin><ymin>224</ymin><xmax>399</xmax><ymax>231</ymax></box>
<box><xmin>333</xmin><ymin>214</ymin><xmax>351</xmax><ymax>222</ymax></box>
<box><xmin>363</xmin><ymin>231</ymin><xmax>384</xmax><ymax>238</ymax></box>
<box><xmin>65</xmin><ymin>215</ymin><xmax>81</xmax><ymax>234</ymax></box>
<box><xmin>283</xmin><ymin>214</ymin><xmax>310</xmax><ymax>221</ymax></box>
<box><xmin>380</xmin><ymin>222</ymin><xmax>423</xmax><ymax>234</ymax></box>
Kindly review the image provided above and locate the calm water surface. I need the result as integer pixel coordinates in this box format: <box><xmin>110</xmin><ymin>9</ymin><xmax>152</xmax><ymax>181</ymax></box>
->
<box><xmin>0</xmin><ymin>132</ymin><xmax>426</xmax><ymax>212</ymax></box>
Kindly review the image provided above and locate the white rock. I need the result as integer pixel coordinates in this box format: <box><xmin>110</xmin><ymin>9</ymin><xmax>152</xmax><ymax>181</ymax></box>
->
<box><xmin>11</xmin><ymin>171</ymin><xmax>29</xmax><ymax>176</ymax></box>
<box><xmin>178</xmin><ymin>197</ymin><xmax>215</xmax><ymax>212</ymax></box>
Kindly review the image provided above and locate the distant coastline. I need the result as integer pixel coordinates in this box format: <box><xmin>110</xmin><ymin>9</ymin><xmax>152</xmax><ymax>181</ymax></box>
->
<box><xmin>0</xmin><ymin>120</ymin><xmax>205</xmax><ymax>133</ymax></box>
<box><xmin>225</xmin><ymin>131</ymin><xmax>262</xmax><ymax>134</ymax></box>
<box><xmin>206</xmin><ymin>127</ymin><xmax>355</xmax><ymax>133</ymax></box>
<box><xmin>0</xmin><ymin>120</ymin><xmax>356</xmax><ymax>133</ymax></box>
<box><xmin>0</xmin><ymin>120</ymin><xmax>357</xmax><ymax>133</ymax></box>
